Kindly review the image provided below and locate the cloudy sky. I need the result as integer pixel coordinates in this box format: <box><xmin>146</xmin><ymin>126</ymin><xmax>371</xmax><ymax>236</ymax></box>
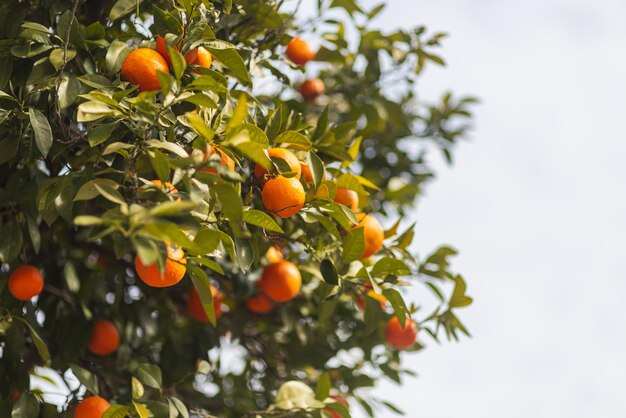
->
<box><xmin>331</xmin><ymin>0</ymin><xmax>626</xmax><ymax>417</ymax></box>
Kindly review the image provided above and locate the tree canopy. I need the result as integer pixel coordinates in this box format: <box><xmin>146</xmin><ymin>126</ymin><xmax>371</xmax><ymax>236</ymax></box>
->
<box><xmin>0</xmin><ymin>0</ymin><xmax>475</xmax><ymax>417</ymax></box>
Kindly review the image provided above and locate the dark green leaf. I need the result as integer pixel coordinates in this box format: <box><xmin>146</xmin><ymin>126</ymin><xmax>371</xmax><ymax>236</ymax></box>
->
<box><xmin>28</xmin><ymin>108</ymin><xmax>53</xmax><ymax>158</ymax></box>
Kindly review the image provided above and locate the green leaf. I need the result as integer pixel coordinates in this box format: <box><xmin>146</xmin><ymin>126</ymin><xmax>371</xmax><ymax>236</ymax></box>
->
<box><xmin>75</xmin><ymin>179</ymin><xmax>120</xmax><ymax>201</ymax></box>
<box><xmin>342</xmin><ymin>227</ymin><xmax>364</xmax><ymax>263</ymax></box>
<box><xmin>70</xmin><ymin>364</ymin><xmax>99</xmax><ymax>395</ymax></box>
<box><xmin>169</xmin><ymin>46</ymin><xmax>186</xmax><ymax>80</ymax></box>
<box><xmin>11</xmin><ymin>392</ymin><xmax>40</xmax><ymax>418</ymax></box>
<box><xmin>88</xmin><ymin>123</ymin><xmax>116</xmax><ymax>147</ymax></box>
<box><xmin>25</xmin><ymin>216</ymin><xmax>41</xmax><ymax>254</ymax></box>
<box><xmin>187</xmin><ymin>265</ymin><xmax>216</xmax><ymax>326</ymax></box>
<box><xmin>110</xmin><ymin>0</ymin><xmax>144</xmax><ymax>21</ymax></box>
<box><xmin>49</xmin><ymin>48</ymin><xmax>76</xmax><ymax>71</ymax></box>
<box><xmin>243</xmin><ymin>209</ymin><xmax>284</xmax><ymax>233</ymax></box>
<box><xmin>169</xmin><ymin>397</ymin><xmax>189</xmax><ymax>418</ymax></box>
<box><xmin>148</xmin><ymin>149</ymin><xmax>170</xmax><ymax>182</ymax></box>
<box><xmin>214</xmin><ymin>183</ymin><xmax>243</xmax><ymax>225</ymax></box>
<box><xmin>185</xmin><ymin>112</ymin><xmax>214</xmax><ymax>141</ymax></box>
<box><xmin>77</xmin><ymin>101</ymin><xmax>115</xmax><ymax>123</ymax></box>
<box><xmin>73</xmin><ymin>215</ymin><xmax>104</xmax><ymax>226</ymax></box>
<box><xmin>16</xmin><ymin>318</ymin><xmax>50</xmax><ymax>365</ymax></box>
<box><xmin>274</xmin><ymin>131</ymin><xmax>312</xmax><ymax>150</ymax></box>
<box><xmin>135</xmin><ymin>363</ymin><xmax>162</xmax><ymax>389</ymax></box>
<box><xmin>363</xmin><ymin>294</ymin><xmax>383</xmax><ymax>335</ymax></box>
<box><xmin>28</xmin><ymin>108</ymin><xmax>53</xmax><ymax>158</ymax></box>
<box><xmin>94</xmin><ymin>184</ymin><xmax>126</xmax><ymax>205</ymax></box>
<box><xmin>383</xmin><ymin>288</ymin><xmax>411</xmax><ymax>328</ymax></box>
<box><xmin>319</xmin><ymin>258</ymin><xmax>338</xmax><ymax>285</ymax></box>
<box><xmin>307</xmin><ymin>151</ymin><xmax>325</xmax><ymax>190</ymax></box>
<box><xmin>449</xmin><ymin>275</ymin><xmax>473</xmax><ymax>308</ymax></box>
<box><xmin>131</xmin><ymin>377</ymin><xmax>144</xmax><ymax>399</ymax></box>
<box><xmin>0</xmin><ymin>221</ymin><xmax>23</xmax><ymax>263</ymax></box>
<box><xmin>372</xmin><ymin>257</ymin><xmax>411</xmax><ymax>277</ymax></box>
<box><xmin>315</xmin><ymin>373</ymin><xmax>331</xmax><ymax>401</ymax></box>
<box><xmin>234</xmin><ymin>237</ymin><xmax>254</xmax><ymax>273</ymax></box>
<box><xmin>133</xmin><ymin>402</ymin><xmax>149</xmax><ymax>418</ymax></box>
<box><xmin>227</xmin><ymin>131</ymin><xmax>272</xmax><ymax>170</ymax></box>
<box><xmin>206</xmin><ymin>47</ymin><xmax>252</xmax><ymax>86</ymax></box>
<box><xmin>103</xmin><ymin>405</ymin><xmax>131</xmax><ymax>418</ymax></box>
<box><xmin>105</xmin><ymin>40</ymin><xmax>132</xmax><ymax>75</ymax></box>
<box><xmin>57</xmin><ymin>74</ymin><xmax>81</xmax><ymax>110</ymax></box>
<box><xmin>64</xmin><ymin>262</ymin><xmax>80</xmax><ymax>293</ymax></box>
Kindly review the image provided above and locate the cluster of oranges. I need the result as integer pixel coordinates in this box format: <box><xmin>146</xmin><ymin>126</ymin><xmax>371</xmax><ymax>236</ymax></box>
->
<box><xmin>286</xmin><ymin>37</ymin><xmax>326</xmax><ymax>101</ymax></box>
<box><xmin>120</xmin><ymin>32</ymin><xmax>213</xmax><ymax>92</ymax></box>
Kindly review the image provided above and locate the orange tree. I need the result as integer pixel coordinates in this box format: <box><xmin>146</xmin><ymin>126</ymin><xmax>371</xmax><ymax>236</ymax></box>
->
<box><xmin>0</xmin><ymin>1</ymin><xmax>476</xmax><ymax>417</ymax></box>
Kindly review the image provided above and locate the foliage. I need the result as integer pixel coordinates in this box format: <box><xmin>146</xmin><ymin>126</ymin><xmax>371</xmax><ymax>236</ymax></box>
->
<box><xmin>0</xmin><ymin>0</ymin><xmax>475</xmax><ymax>417</ymax></box>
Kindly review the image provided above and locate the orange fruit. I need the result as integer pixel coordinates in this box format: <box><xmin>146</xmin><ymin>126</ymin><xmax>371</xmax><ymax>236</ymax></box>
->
<box><xmin>254</xmin><ymin>148</ymin><xmax>301</xmax><ymax>182</ymax></box>
<box><xmin>385</xmin><ymin>316</ymin><xmax>418</xmax><ymax>350</ymax></box>
<box><xmin>325</xmin><ymin>394</ymin><xmax>349</xmax><ymax>418</ymax></box>
<box><xmin>121</xmin><ymin>48</ymin><xmax>169</xmax><ymax>92</ymax></box>
<box><xmin>156</xmin><ymin>35</ymin><xmax>176</xmax><ymax>67</ymax></box>
<box><xmin>87</xmin><ymin>320</ymin><xmax>120</xmax><ymax>356</ymax></box>
<box><xmin>185</xmin><ymin>47</ymin><xmax>213</xmax><ymax>70</ymax></box>
<box><xmin>354</xmin><ymin>213</ymin><xmax>384</xmax><ymax>259</ymax></box>
<box><xmin>257</xmin><ymin>261</ymin><xmax>301</xmax><ymax>302</ymax></box>
<box><xmin>202</xmin><ymin>146</ymin><xmax>235</xmax><ymax>173</ymax></box>
<box><xmin>286</xmin><ymin>37</ymin><xmax>315</xmax><ymax>66</ymax></box>
<box><xmin>74</xmin><ymin>396</ymin><xmax>110</xmax><ymax>418</ymax></box>
<box><xmin>245</xmin><ymin>293</ymin><xmax>274</xmax><ymax>314</ymax></box>
<box><xmin>187</xmin><ymin>286</ymin><xmax>223</xmax><ymax>323</ymax></box>
<box><xmin>334</xmin><ymin>187</ymin><xmax>358</xmax><ymax>211</ymax></box>
<box><xmin>301</xmin><ymin>163</ymin><xmax>314</xmax><ymax>183</ymax></box>
<box><xmin>262</xmin><ymin>176</ymin><xmax>305</xmax><ymax>218</ymax></box>
<box><xmin>265</xmin><ymin>245</ymin><xmax>284</xmax><ymax>264</ymax></box>
<box><xmin>135</xmin><ymin>245</ymin><xmax>187</xmax><ymax>288</ymax></box>
<box><xmin>299</xmin><ymin>78</ymin><xmax>325</xmax><ymax>101</ymax></box>
<box><xmin>8</xmin><ymin>265</ymin><xmax>44</xmax><ymax>301</ymax></box>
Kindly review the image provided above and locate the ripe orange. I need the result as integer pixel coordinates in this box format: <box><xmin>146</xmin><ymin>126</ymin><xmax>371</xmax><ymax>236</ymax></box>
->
<box><xmin>354</xmin><ymin>213</ymin><xmax>384</xmax><ymax>259</ymax></box>
<box><xmin>257</xmin><ymin>261</ymin><xmax>302</xmax><ymax>302</ymax></box>
<box><xmin>8</xmin><ymin>265</ymin><xmax>44</xmax><ymax>301</ymax></box>
<box><xmin>187</xmin><ymin>286</ymin><xmax>223</xmax><ymax>323</ymax></box>
<box><xmin>254</xmin><ymin>148</ymin><xmax>301</xmax><ymax>182</ymax></box>
<box><xmin>121</xmin><ymin>48</ymin><xmax>169</xmax><ymax>92</ymax></box>
<box><xmin>155</xmin><ymin>35</ymin><xmax>177</xmax><ymax>67</ymax></box>
<box><xmin>202</xmin><ymin>146</ymin><xmax>235</xmax><ymax>173</ymax></box>
<box><xmin>245</xmin><ymin>293</ymin><xmax>274</xmax><ymax>314</ymax></box>
<box><xmin>74</xmin><ymin>396</ymin><xmax>111</xmax><ymax>418</ymax></box>
<box><xmin>185</xmin><ymin>47</ymin><xmax>213</xmax><ymax>70</ymax></box>
<box><xmin>334</xmin><ymin>187</ymin><xmax>358</xmax><ymax>211</ymax></box>
<box><xmin>265</xmin><ymin>245</ymin><xmax>284</xmax><ymax>264</ymax></box>
<box><xmin>385</xmin><ymin>316</ymin><xmax>418</xmax><ymax>350</ymax></box>
<box><xmin>286</xmin><ymin>37</ymin><xmax>315</xmax><ymax>66</ymax></box>
<box><xmin>299</xmin><ymin>78</ymin><xmax>325</xmax><ymax>101</ymax></box>
<box><xmin>262</xmin><ymin>176</ymin><xmax>305</xmax><ymax>218</ymax></box>
<box><xmin>135</xmin><ymin>245</ymin><xmax>187</xmax><ymax>288</ymax></box>
<box><xmin>87</xmin><ymin>320</ymin><xmax>120</xmax><ymax>356</ymax></box>
<box><xmin>300</xmin><ymin>163</ymin><xmax>314</xmax><ymax>183</ymax></box>
<box><xmin>325</xmin><ymin>394</ymin><xmax>349</xmax><ymax>418</ymax></box>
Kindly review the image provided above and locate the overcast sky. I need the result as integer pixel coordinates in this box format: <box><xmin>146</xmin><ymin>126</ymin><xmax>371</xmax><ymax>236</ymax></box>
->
<box><xmin>336</xmin><ymin>0</ymin><xmax>626</xmax><ymax>417</ymax></box>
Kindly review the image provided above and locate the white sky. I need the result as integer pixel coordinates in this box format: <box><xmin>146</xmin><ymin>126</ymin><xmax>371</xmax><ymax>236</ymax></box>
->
<box><xmin>340</xmin><ymin>0</ymin><xmax>626</xmax><ymax>417</ymax></box>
